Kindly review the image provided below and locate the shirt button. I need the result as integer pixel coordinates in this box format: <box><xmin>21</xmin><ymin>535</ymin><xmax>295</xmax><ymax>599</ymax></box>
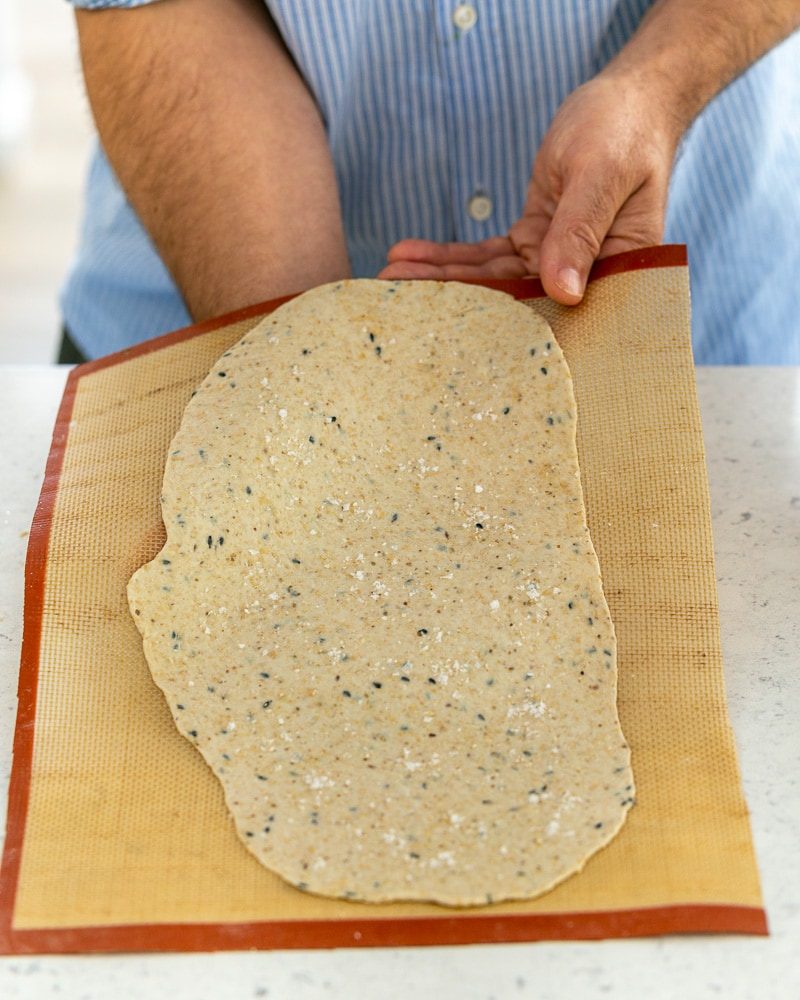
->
<box><xmin>453</xmin><ymin>4</ymin><xmax>478</xmax><ymax>32</ymax></box>
<box><xmin>467</xmin><ymin>192</ymin><xmax>493</xmax><ymax>222</ymax></box>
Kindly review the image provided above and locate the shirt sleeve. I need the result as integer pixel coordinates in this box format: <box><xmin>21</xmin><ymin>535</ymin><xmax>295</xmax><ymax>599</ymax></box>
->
<box><xmin>66</xmin><ymin>1</ymin><xmax>164</xmax><ymax>8</ymax></box>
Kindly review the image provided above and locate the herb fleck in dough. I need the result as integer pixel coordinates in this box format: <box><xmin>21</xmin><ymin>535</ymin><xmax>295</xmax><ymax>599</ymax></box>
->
<box><xmin>128</xmin><ymin>280</ymin><xmax>634</xmax><ymax>906</ymax></box>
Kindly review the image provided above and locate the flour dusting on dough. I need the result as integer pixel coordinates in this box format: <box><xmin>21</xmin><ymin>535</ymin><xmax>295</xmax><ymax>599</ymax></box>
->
<box><xmin>128</xmin><ymin>280</ymin><xmax>634</xmax><ymax>906</ymax></box>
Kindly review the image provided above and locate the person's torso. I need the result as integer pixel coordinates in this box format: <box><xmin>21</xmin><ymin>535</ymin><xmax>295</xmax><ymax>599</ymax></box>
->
<box><xmin>62</xmin><ymin>0</ymin><xmax>800</xmax><ymax>362</ymax></box>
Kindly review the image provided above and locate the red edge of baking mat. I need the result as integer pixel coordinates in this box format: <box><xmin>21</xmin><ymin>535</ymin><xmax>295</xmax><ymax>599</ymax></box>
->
<box><xmin>0</xmin><ymin>905</ymin><xmax>769</xmax><ymax>956</ymax></box>
<box><xmin>2</xmin><ymin>244</ymin><xmax>766</xmax><ymax>954</ymax></box>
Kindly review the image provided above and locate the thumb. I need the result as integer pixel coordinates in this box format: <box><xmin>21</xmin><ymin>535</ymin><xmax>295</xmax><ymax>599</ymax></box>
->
<box><xmin>538</xmin><ymin>175</ymin><xmax>623</xmax><ymax>305</ymax></box>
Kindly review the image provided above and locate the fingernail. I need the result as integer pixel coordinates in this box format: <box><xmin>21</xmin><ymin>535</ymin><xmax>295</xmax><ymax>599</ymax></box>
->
<box><xmin>556</xmin><ymin>267</ymin><xmax>583</xmax><ymax>299</ymax></box>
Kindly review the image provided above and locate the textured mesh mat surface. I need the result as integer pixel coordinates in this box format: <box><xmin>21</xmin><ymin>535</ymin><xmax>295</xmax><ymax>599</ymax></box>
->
<box><xmin>0</xmin><ymin>248</ymin><xmax>766</xmax><ymax>953</ymax></box>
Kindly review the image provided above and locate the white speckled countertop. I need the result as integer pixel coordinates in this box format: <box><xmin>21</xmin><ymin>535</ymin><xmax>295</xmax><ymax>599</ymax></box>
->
<box><xmin>0</xmin><ymin>366</ymin><xmax>798</xmax><ymax>1000</ymax></box>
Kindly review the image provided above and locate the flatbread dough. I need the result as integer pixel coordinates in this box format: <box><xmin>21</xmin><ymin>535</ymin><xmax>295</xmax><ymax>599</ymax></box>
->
<box><xmin>128</xmin><ymin>279</ymin><xmax>634</xmax><ymax>906</ymax></box>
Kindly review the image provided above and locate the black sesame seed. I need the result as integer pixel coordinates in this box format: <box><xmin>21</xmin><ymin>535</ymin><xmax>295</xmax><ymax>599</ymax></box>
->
<box><xmin>259</xmin><ymin>672</ymin><xmax>270</xmax><ymax>679</ymax></box>
<box><xmin>427</xmin><ymin>677</ymin><xmax>437</xmax><ymax>685</ymax></box>
<box><xmin>189</xmin><ymin>730</ymin><xmax>198</xmax><ymax>738</ymax></box>
<box><xmin>368</xmin><ymin>331</ymin><xmax>375</xmax><ymax>342</ymax></box>
<box><xmin>218</xmin><ymin>371</ymin><xmax>226</xmax><ymax>377</ymax></box>
<box><xmin>262</xmin><ymin>700</ymin><xmax>272</xmax><ymax>709</ymax></box>
<box><xmin>540</xmin><ymin>366</ymin><xmax>548</xmax><ymax>376</ymax></box>
<box><xmin>594</xmin><ymin>821</ymin><xmax>604</xmax><ymax>829</ymax></box>
<box><xmin>390</xmin><ymin>512</ymin><xmax>399</xmax><ymax>523</ymax></box>
<box><xmin>417</xmin><ymin>628</ymin><xmax>428</xmax><ymax>635</ymax></box>
<box><xmin>502</xmin><ymin>406</ymin><xmax>511</xmax><ymax>414</ymax></box>
<box><xmin>207</xmin><ymin>535</ymin><xmax>213</xmax><ymax>548</ymax></box>
<box><xmin>343</xmin><ymin>690</ymin><xmax>352</xmax><ymax>697</ymax></box>
<box><xmin>400</xmin><ymin>676</ymin><xmax>410</xmax><ymax>683</ymax></box>
<box><xmin>475</xmin><ymin>522</ymin><xmax>484</xmax><ymax>529</ymax></box>
<box><xmin>372</xmin><ymin>681</ymin><xmax>382</xmax><ymax>689</ymax></box>
<box><xmin>308</xmin><ymin>435</ymin><xmax>315</xmax><ymax>443</ymax></box>
<box><xmin>245</xmin><ymin>486</ymin><xmax>252</xmax><ymax>494</ymax></box>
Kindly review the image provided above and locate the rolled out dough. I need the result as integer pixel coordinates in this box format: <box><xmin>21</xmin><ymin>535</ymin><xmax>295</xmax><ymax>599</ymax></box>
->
<box><xmin>128</xmin><ymin>279</ymin><xmax>634</xmax><ymax>906</ymax></box>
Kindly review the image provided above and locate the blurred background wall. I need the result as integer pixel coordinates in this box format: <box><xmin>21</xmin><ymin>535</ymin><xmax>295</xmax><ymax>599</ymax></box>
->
<box><xmin>0</xmin><ymin>0</ymin><xmax>92</xmax><ymax>363</ymax></box>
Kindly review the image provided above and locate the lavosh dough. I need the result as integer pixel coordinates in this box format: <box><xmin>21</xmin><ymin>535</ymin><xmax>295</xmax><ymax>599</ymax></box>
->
<box><xmin>128</xmin><ymin>279</ymin><xmax>634</xmax><ymax>906</ymax></box>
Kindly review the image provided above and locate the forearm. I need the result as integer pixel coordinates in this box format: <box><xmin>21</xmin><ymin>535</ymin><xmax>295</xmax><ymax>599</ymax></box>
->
<box><xmin>76</xmin><ymin>0</ymin><xmax>350</xmax><ymax>321</ymax></box>
<box><xmin>601</xmin><ymin>0</ymin><xmax>800</xmax><ymax>136</ymax></box>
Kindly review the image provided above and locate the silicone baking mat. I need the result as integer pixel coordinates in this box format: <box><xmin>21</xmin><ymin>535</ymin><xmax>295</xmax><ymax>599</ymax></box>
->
<box><xmin>0</xmin><ymin>246</ymin><xmax>766</xmax><ymax>953</ymax></box>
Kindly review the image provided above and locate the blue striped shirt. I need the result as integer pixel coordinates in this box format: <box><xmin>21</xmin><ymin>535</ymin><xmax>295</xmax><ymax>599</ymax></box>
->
<box><xmin>63</xmin><ymin>0</ymin><xmax>800</xmax><ymax>363</ymax></box>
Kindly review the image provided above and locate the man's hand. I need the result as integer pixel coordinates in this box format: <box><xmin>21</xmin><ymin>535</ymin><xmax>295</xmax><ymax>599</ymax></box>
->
<box><xmin>380</xmin><ymin>71</ymin><xmax>678</xmax><ymax>302</ymax></box>
<box><xmin>507</xmin><ymin>74</ymin><xmax>679</xmax><ymax>304</ymax></box>
<box><xmin>380</xmin><ymin>236</ymin><xmax>527</xmax><ymax>282</ymax></box>
<box><xmin>381</xmin><ymin>74</ymin><xmax>679</xmax><ymax>302</ymax></box>
<box><xmin>382</xmin><ymin>0</ymin><xmax>800</xmax><ymax>305</ymax></box>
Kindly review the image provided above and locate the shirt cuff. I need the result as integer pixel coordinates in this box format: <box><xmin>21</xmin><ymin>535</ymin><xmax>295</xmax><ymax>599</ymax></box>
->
<box><xmin>66</xmin><ymin>0</ymin><xmax>165</xmax><ymax>8</ymax></box>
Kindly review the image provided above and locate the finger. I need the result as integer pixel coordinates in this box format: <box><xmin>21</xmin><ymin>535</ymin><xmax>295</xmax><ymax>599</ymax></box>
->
<box><xmin>435</xmin><ymin>255</ymin><xmax>528</xmax><ymax>279</ymax></box>
<box><xmin>508</xmin><ymin>179</ymin><xmax>558</xmax><ymax>277</ymax></box>
<box><xmin>378</xmin><ymin>254</ymin><xmax>528</xmax><ymax>281</ymax></box>
<box><xmin>386</xmin><ymin>237</ymin><xmax>517</xmax><ymax>267</ymax></box>
<box><xmin>378</xmin><ymin>260</ymin><xmax>447</xmax><ymax>280</ymax></box>
<box><xmin>537</xmin><ymin>174</ymin><xmax>627</xmax><ymax>305</ymax></box>
<box><xmin>597</xmin><ymin>232</ymin><xmax>658</xmax><ymax>260</ymax></box>
<box><xmin>596</xmin><ymin>186</ymin><xmax>666</xmax><ymax>260</ymax></box>
<box><xmin>508</xmin><ymin>212</ymin><xmax>551</xmax><ymax>277</ymax></box>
